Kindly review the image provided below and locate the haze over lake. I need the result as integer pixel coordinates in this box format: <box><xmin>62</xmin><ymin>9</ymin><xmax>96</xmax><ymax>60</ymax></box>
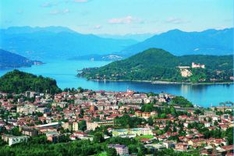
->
<box><xmin>0</xmin><ymin>59</ymin><xmax>233</xmax><ymax>108</ymax></box>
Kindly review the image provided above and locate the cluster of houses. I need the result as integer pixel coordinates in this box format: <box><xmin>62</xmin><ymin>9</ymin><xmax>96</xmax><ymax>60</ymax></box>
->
<box><xmin>0</xmin><ymin>89</ymin><xmax>233</xmax><ymax>155</ymax></box>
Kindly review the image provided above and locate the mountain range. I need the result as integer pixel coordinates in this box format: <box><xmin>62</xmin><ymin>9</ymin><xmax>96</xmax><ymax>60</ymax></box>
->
<box><xmin>0</xmin><ymin>49</ymin><xmax>42</xmax><ymax>69</ymax></box>
<box><xmin>0</xmin><ymin>26</ymin><xmax>137</xmax><ymax>60</ymax></box>
<box><xmin>120</xmin><ymin>28</ymin><xmax>233</xmax><ymax>57</ymax></box>
<box><xmin>0</xmin><ymin>26</ymin><xmax>233</xmax><ymax>61</ymax></box>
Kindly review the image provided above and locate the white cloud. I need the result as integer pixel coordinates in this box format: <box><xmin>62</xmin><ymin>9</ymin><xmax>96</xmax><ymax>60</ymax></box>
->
<box><xmin>93</xmin><ymin>25</ymin><xmax>102</xmax><ymax>29</ymax></box>
<box><xmin>41</xmin><ymin>2</ymin><xmax>57</xmax><ymax>8</ymax></box>
<box><xmin>73</xmin><ymin>0</ymin><xmax>89</xmax><ymax>3</ymax></box>
<box><xmin>165</xmin><ymin>17</ymin><xmax>189</xmax><ymax>24</ymax></box>
<box><xmin>50</xmin><ymin>9</ymin><xmax>70</xmax><ymax>15</ymax></box>
<box><xmin>108</xmin><ymin>16</ymin><xmax>142</xmax><ymax>24</ymax></box>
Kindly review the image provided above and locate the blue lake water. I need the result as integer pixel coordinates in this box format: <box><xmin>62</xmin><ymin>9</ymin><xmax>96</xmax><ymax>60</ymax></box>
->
<box><xmin>0</xmin><ymin>59</ymin><xmax>233</xmax><ymax>108</ymax></box>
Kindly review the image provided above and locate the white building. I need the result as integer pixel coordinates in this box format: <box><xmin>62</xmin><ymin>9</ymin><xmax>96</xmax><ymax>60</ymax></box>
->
<box><xmin>8</xmin><ymin>136</ymin><xmax>29</xmax><ymax>146</ymax></box>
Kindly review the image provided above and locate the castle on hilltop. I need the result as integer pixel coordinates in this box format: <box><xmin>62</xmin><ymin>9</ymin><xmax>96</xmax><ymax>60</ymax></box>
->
<box><xmin>192</xmin><ymin>62</ymin><xmax>205</xmax><ymax>69</ymax></box>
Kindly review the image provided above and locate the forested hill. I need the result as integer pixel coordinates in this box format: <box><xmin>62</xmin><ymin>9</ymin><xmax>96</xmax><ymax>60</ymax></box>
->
<box><xmin>79</xmin><ymin>48</ymin><xmax>233</xmax><ymax>83</ymax></box>
<box><xmin>0</xmin><ymin>70</ymin><xmax>61</xmax><ymax>94</ymax></box>
<box><xmin>0</xmin><ymin>49</ymin><xmax>42</xmax><ymax>69</ymax></box>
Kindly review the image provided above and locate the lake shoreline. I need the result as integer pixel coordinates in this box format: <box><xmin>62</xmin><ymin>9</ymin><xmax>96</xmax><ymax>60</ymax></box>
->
<box><xmin>90</xmin><ymin>78</ymin><xmax>234</xmax><ymax>85</ymax></box>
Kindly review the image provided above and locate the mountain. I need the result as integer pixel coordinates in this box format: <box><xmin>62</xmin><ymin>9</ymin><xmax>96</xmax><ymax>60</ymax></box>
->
<box><xmin>0</xmin><ymin>49</ymin><xmax>42</xmax><ymax>69</ymax></box>
<box><xmin>98</xmin><ymin>33</ymin><xmax>154</xmax><ymax>42</ymax></box>
<box><xmin>0</xmin><ymin>70</ymin><xmax>61</xmax><ymax>94</ymax></box>
<box><xmin>0</xmin><ymin>26</ymin><xmax>138</xmax><ymax>60</ymax></box>
<box><xmin>79</xmin><ymin>48</ymin><xmax>233</xmax><ymax>83</ymax></box>
<box><xmin>120</xmin><ymin>28</ymin><xmax>233</xmax><ymax>57</ymax></box>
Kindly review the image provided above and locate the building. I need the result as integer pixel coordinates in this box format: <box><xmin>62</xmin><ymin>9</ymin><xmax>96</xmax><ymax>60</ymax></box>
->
<box><xmin>108</xmin><ymin>144</ymin><xmax>129</xmax><ymax>156</ymax></box>
<box><xmin>2</xmin><ymin>134</ymin><xmax>29</xmax><ymax>146</ymax></box>
<box><xmin>86</xmin><ymin>121</ymin><xmax>114</xmax><ymax>131</ymax></box>
<box><xmin>21</xmin><ymin>127</ymin><xmax>38</xmax><ymax>136</ymax></box>
<box><xmin>192</xmin><ymin>62</ymin><xmax>205</xmax><ymax>68</ymax></box>
<box><xmin>112</xmin><ymin>128</ymin><xmax>153</xmax><ymax>137</ymax></box>
<box><xmin>175</xmin><ymin>143</ymin><xmax>188</xmax><ymax>151</ymax></box>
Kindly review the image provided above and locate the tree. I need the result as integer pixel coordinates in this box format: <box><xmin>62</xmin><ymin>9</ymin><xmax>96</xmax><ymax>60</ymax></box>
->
<box><xmin>93</xmin><ymin>132</ymin><xmax>104</xmax><ymax>143</ymax></box>
<box><xmin>194</xmin><ymin>109</ymin><xmax>203</xmax><ymax>115</ymax></box>
<box><xmin>171</xmin><ymin>96</ymin><xmax>193</xmax><ymax>107</ymax></box>
<box><xmin>10</xmin><ymin>127</ymin><xmax>21</xmax><ymax>136</ymax></box>
<box><xmin>106</xmin><ymin>148</ymin><xmax>117</xmax><ymax>156</ymax></box>
<box><xmin>141</xmin><ymin>103</ymin><xmax>154</xmax><ymax>112</ymax></box>
<box><xmin>79</xmin><ymin>108</ymin><xmax>84</xmax><ymax>118</ymax></box>
<box><xmin>225</xmin><ymin>127</ymin><xmax>233</xmax><ymax>145</ymax></box>
<box><xmin>159</xmin><ymin>113</ymin><xmax>166</xmax><ymax>119</ymax></box>
<box><xmin>78</xmin><ymin>120</ymin><xmax>86</xmax><ymax>131</ymax></box>
<box><xmin>148</xmin><ymin>117</ymin><xmax>154</xmax><ymax>126</ymax></box>
<box><xmin>0</xmin><ymin>70</ymin><xmax>61</xmax><ymax>94</ymax></box>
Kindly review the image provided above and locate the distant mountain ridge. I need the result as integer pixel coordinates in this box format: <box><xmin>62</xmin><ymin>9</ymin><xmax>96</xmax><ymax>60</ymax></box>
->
<box><xmin>0</xmin><ymin>49</ymin><xmax>42</xmax><ymax>69</ymax></box>
<box><xmin>120</xmin><ymin>28</ymin><xmax>233</xmax><ymax>56</ymax></box>
<box><xmin>1</xmin><ymin>26</ymin><xmax>232</xmax><ymax>60</ymax></box>
<box><xmin>1</xmin><ymin>26</ymin><xmax>76</xmax><ymax>34</ymax></box>
<box><xmin>0</xmin><ymin>26</ymin><xmax>138</xmax><ymax>60</ymax></box>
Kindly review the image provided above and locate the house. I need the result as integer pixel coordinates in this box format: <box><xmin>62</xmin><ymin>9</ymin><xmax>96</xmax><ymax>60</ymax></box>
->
<box><xmin>21</xmin><ymin>127</ymin><xmax>38</xmax><ymax>137</ymax></box>
<box><xmin>163</xmin><ymin>141</ymin><xmax>176</xmax><ymax>149</ymax></box>
<box><xmin>112</xmin><ymin>128</ymin><xmax>153</xmax><ymax>137</ymax></box>
<box><xmin>108</xmin><ymin>144</ymin><xmax>129</xmax><ymax>156</ymax></box>
<box><xmin>142</xmin><ymin>112</ymin><xmax>151</xmax><ymax>119</ymax></box>
<box><xmin>72</xmin><ymin>122</ymin><xmax>79</xmax><ymax>131</ymax></box>
<box><xmin>135</xmin><ymin>111</ymin><xmax>142</xmax><ymax>117</ymax></box>
<box><xmin>86</xmin><ymin>121</ymin><xmax>114</xmax><ymax>131</ymax></box>
<box><xmin>46</xmin><ymin>131</ymin><xmax>62</xmax><ymax>143</ymax></box>
<box><xmin>222</xmin><ymin>145</ymin><xmax>234</xmax><ymax>155</ymax></box>
<box><xmin>188</xmin><ymin>139</ymin><xmax>206</xmax><ymax>148</ymax></box>
<box><xmin>175</xmin><ymin>143</ymin><xmax>188</xmax><ymax>151</ymax></box>
<box><xmin>2</xmin><ymin>134</ymin><xmax>29</xmax><ymax>146</ymax></box>
<box><xmin>204</xmin><ymin>122</ymin><xmax>211</xmax><ymax>127</ymax></box>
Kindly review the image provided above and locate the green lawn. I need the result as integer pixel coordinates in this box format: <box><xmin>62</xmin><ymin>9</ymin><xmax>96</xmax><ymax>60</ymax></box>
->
<box><xmin>135</xmin><ymin>135</ymin><xmax>154</xmax><ymax>140</ymax></box>
<box><xmin>98</xmin><ymin>152</ymin><xmax>107</xmax><ymax>156</ymax></box>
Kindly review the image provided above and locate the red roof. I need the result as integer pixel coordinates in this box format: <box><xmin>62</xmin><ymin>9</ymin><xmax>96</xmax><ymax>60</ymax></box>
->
<box><xmin>222</xmin><ymin>145</ymin><xmax>234</xmax><ymax>151</ymax></box>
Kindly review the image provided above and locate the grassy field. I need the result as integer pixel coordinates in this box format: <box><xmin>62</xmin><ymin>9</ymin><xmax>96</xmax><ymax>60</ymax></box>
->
<box><xmin>135</xmin><ymin>135</ymin><xmax>154</xmax><ymax>140</ymax></box>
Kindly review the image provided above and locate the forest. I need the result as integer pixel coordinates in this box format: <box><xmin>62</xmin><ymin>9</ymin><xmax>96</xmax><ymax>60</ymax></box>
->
<box><xmin>0</xmin><ymin>134</ymin><xmax>202</xmax><ymax>156</ymax></box>
<box><xmin>0</xmin><ymin>70</ymin><xmax>61</xmax><ymax>94</ymax></box>
<box><xmin>79</xmin><ymin>48</ymin><xmax>233</xmax><ymax>83</ymax></box>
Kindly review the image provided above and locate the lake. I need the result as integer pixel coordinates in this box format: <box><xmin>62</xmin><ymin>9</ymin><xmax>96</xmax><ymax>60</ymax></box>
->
<box><xmin>0</xmin><ymin>59</ymin><xmax>233</xmax><ymax>108</ymax></box>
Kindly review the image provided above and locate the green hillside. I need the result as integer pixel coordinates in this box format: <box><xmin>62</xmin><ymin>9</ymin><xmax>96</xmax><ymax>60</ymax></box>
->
<box><xmin>0</xmin><ymin>49</ymin><xmax>42</xmax><ymax>69</ymax></box>
<box><xmin>0</xmin><ymin>70</ymin><xmax>61</xmax><ymax>94</ymax></box>
<box><xmin>79</xmin><ymin>48</ymin><xmax>233</xmax><ymax>83</ymax></box>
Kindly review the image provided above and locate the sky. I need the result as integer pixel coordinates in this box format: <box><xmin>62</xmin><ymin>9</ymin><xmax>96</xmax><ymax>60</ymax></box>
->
<box><xmin>0</xmin><ymin>0</ymin><xmax>233</xmax><ymax>35</ymax></box>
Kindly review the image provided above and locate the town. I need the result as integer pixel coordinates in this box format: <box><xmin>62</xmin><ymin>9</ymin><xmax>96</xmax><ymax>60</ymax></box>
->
<box><xmin>0</xmin><ymin>88</ymin><xmax>233</xmax><ymax>156</ymax></box>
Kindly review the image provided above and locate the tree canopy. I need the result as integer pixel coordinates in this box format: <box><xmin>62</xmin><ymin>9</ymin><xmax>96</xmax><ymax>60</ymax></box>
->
<box><xmin>0</xmin><ymin>70</ymin><xmax>61</xmax><ymax>94</ymax></box>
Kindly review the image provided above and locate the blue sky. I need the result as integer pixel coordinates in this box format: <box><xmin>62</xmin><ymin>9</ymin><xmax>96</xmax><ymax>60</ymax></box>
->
<box><xmin>0</xmin><ymin>0</ymin><xmax>233</xmax><ymax>35</ymax></box>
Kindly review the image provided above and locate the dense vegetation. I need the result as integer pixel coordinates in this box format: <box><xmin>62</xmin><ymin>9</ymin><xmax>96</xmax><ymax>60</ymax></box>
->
<box><xmin>79</xmin><ymin>48</ymin><xmax>233</xmax><ymax>83</ymax></box>
<box><xmin>0</xmin><ymin>134</ymin><xmax>200</xmax><ymax>156</ymax></box>
<box><xmin>0</xmin><ymin>70</ymin><xmax>61</xmax><ymax>94</ymax></box>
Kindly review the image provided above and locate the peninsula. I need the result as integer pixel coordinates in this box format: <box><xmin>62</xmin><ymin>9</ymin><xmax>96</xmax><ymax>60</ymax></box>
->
<box><xmin>78</xmin><ymin>48</ymin><xmax>233</xmax><ymax>84</ymax></box>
